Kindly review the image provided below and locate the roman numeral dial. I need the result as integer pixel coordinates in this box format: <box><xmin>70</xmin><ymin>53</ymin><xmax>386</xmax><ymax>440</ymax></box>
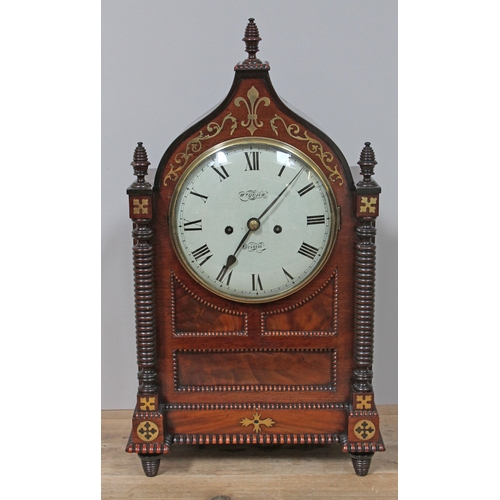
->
<box><xmin>170</xmin><ymin>139</ymin><xmax>338</xmax><ymax>302</ymax></box>
<box><xmin>245</xmin><ymin>151</ymin><xmax>260</xmax><ymax>170</ymax></box>
<box><xmin>191</xmin><ymin>244</ymin><xmax>213</xmax><ymax>266</ymax></box>
<box><xmin>212</xmin><ymin>165</ymin><xmax>230</xmax><ymax>181</ymax></box>
<box><xmin>297</xmin><ymin>182</ymin><xmax>315</xmax><ymax>197</ymax></box>
<box><xmin>298</xmin><ymin>242</ymin><xmax>320</xmax><ymax>260</ymax></box>
<box><xmin>307</xmin><ymin>215</ymin><xmax>325</xmax><ymax>225</ymax></box>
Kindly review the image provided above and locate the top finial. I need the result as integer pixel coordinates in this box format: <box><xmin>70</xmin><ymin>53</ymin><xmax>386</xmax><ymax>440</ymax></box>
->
<box><xmin>243</xmin><ymin>18</ymin><xmax>261</xmax><ymax>60</ymax></box>
<box><xmin>235</xmin><ymin>18</ymin><xmax>270</xmax><ymax>71</ymax></box>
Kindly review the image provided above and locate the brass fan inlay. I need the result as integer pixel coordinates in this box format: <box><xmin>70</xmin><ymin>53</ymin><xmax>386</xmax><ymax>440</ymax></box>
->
<box><xmin>239</xmin><ymin>413</ymin><xmax>276</xmax><ymax>433</ymax></box>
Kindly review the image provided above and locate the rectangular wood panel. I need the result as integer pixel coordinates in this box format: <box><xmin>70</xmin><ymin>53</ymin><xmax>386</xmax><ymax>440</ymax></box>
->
<box><xmin>175</xmin><ymin>349</ymin><xmax>334</xmax><ymax>389</ymax></box>
<box><xmin>166</xmin><ymin>408</ymin><xmax>347</xmax><ymax>435</ymax></box>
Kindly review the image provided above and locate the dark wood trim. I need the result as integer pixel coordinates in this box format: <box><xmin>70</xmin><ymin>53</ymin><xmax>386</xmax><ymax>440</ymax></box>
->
<box><xmin>128</xmin><ymin>143</ymin><xmax>158</xmax><ymax>396</ymax></box>
<box><xmin>353</xmin><ymin>143</ymin><xmax>379</xmax><ymax>393</ymax></box>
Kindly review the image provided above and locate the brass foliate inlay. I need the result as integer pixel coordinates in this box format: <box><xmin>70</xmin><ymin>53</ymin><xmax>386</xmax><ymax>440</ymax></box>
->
<box><xmin>353</xmin><ymin>420</ymin><xmax>376</xmax><ymax>441</ymax></box>
<box><xmin>270</xmin><ymin>115</ymin><xmax>344</xmax><ymax>185</ymax></box>
<box><xmin>355</xmin><ymin>395</ymin><xmax>373</xmax><ymax>410</ymax></box>
<box><xmin>234</xmin><ymin>86</ymin><xmax>270</xmax><ymax>135</ymax></box>
<box><xmin>133</xmin><ymin>198</ymin><xmax>149</xmax><ymax>215</ymax></box>
<box><xmin>139</xmin><ymin>397</ymin><xmax>156</xmax><ymax>411</ymax></box>
<box><xmin>359</xmin><ymin>196</ymin><xmax>377</xmax><ymax>214</ymax></box>
<box><xmin>240</xmin><ymin>413</ymin><xmax>276</xmax><ymax>433</ymax></box>
<box><xmin>163</xmin><ymin>114</ymin><xmax>238</xmax><ymax>186</ymax></box>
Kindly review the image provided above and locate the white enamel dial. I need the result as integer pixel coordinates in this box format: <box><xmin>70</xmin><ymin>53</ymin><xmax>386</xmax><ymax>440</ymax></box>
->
<box><xmin>170</xmin><ymin>138</ymin><xmax>338</xmax><ymax>302</ymax></box>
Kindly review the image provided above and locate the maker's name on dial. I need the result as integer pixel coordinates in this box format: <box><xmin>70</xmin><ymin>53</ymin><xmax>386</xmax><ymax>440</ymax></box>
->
<box><xmin>239</xmin><ymin>189</ymin><xmax>269</xmax><ymax>202</ymax></box>
<box><xmin>242</xmin><ymin>242</ymin><xmax>266</xmax><ymax>253</ymax></box>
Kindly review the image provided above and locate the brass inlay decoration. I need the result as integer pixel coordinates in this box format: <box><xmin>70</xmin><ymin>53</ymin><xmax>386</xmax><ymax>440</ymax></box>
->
<box><xmin>163</xmin><ymin>113</ymin><xmax>238</xmax><ymax>186</ymax></box>
<box><xmin>132</xmin><ymin>198</ymin><xmax>149</xmax><ymax>215</ymax></box>
<box><xmin>139</xmin><ymin>397</ymin><xmax>156</xmax><ymax>411</ymax></box>
<box><xmin>355</xmin><ymin>395</ymin><xmax>373</xmax><ymax>410</ymax></box>
<box><xmin>234</xmin><ymin>86</ymin><xmax>270</xmax><ymax>135</ymax></box>
<box><xmin>137</xmin><ymin>421</ymin><xmax>159</xmax><ymax>442</ymax></box>
<box><xmin>360</xmin><ymin>196</ymin><xmax>377</xmax><ymax>214</ymax></box>
<box><xmin>270</xmin><ymin>115</ymin><xmax>343</xmax><ymax>185</ymax></box>
<box><xmin>240</xmin><ymin>413</ymin><xmax>276</xmax><ymax>433</ymax></box>
<box><xmin>353</xmin><ymin>419</ymin><xmax>376</xmax><ymax>440</ymax></box>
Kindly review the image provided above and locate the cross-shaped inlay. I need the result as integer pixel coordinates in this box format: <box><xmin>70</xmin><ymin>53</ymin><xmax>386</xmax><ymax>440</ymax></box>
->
<box><xmin>356</xmin><ymin>395</ymin><xmax>373</xmax><ymax>410</ymax></box>
<box><xmin>139</xmin><ymin>397</ymin><xmax>156</xmax><ymax>411</ymax></box>
<box><xmin>133</xmin><ymin>198</ymin><xmax>149</xmax><ymax>215</ymax></box>
<box><xmin>137</xmin><ymin>421</ymin><xmax>159</xmax><ymax>442</ymax></box>
<box><xmin>359</xmin><ymin>196</ymin><xmax>377</xmax><ymax>214</ymax></box>
<box><xmin>354</xmin><ymin>419</ymin><xmax>376</xmax><ymax>440</ymax></box>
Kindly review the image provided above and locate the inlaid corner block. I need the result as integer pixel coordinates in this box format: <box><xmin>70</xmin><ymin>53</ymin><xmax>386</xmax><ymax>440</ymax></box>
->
<box><xmin>126</xmin><ymin>409</ymin><xmax>167</xmax><ymax>454</ymax></box>
<box><xmin>129</xmin><ymin>195</ymin><xmax>153</xmax><ymax>219</ymax></box>
<box><xmin>356</xmin><ymin>194</ymin><xmax>379</xmax><ymax>218</ymax></box>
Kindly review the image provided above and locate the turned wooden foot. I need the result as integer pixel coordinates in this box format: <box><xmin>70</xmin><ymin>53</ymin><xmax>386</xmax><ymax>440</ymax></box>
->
<box><xmin>349</xmin><ymin>452</ymin><xmax>374</xmax><ymax>476</ymax></box>
<box><xmin>139</xmin><ymin>453</ymin><xmax>161</xmax><ymax>477</ymax></box>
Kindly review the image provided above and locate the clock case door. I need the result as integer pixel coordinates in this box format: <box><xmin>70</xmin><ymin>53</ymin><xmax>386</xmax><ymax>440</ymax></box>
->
<box><xmin>126</xmin><ymin>20</ymin><xmax>383</xmax><ymax>477</ymax></box>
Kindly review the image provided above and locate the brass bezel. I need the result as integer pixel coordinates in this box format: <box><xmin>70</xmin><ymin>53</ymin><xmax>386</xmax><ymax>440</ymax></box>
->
<box><xmin>169</xmin><ymin>137</ymin><xmax>339</xmax><ymax>303</ymax></box>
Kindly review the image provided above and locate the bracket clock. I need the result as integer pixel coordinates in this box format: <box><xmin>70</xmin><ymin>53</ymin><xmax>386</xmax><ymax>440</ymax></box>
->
<box><xmin>125</xmin><ymin>19</ymin><xmax>384</xmax><ymax>477</ymax></box>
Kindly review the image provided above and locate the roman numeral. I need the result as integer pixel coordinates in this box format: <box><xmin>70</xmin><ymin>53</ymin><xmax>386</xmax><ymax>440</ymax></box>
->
<box><xmin>298</xmin><ymin>242</ymin><xmax>319</xmax><ymax>260</ymax></box>
<box><xmin>245</xmin><ymin>151</ymin><xmax>260</xmax><ymax>170</ymax></box>
<box><xmin>192</xmin><ymin>244</ymin><xmax>213</xmax><ymax>266</ymax></box>
<box><xmin>282</xmin><ymin>268</ymin><xmax>294</xmax><ymax>282</ymax></box>
<box><xmin>216</xmin><ymin>266</ymin><xmax>233</xmax><ymax>285</ymax></box>
<box><xmin>252</xmin><ymin>273</ymin><xmax>263</xmax><ymax>291</ymax></box>
<box><xmin>189</xmin><ymin>189</ymin><xmax>208</xmax><ymax>203</ymax></box>
<box><xmin>212</xmin><ymin>165</ymin><xmax>230</xmax><ymax>181</ymax></box>
<box><xmin>278</xmin><ymin>165</ymin><xmax>287</xmax><ymax>177</ymax></box>
<box><xmin>307</xmin><ymin>215</ymin><xmax>325</xmax><ymax>225</ymax></box>
<box><xmin>297</xmin><ymin>182</ymin><xmax>315</xmax><ymax>197</ymax></box>
<box><xmin>183</xmin><ymin>219</ymin><xmax>202</xmax><ymax>231</ymax></box>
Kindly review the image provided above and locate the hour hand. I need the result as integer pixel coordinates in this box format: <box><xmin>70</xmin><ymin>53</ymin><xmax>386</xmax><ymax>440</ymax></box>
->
<box><xmin>225</xmin><ymin>254</ymin><xmax>237</xmax><ymax>268</ymax></box>
<box><xmin>225</xmin><ymin>216</ymin><xmax>261</xmax><ymax>268</ymax></box>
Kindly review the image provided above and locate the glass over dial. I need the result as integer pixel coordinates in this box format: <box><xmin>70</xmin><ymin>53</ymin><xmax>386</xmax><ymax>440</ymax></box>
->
<box><xmin>170</xmin><ymin>138</ymin><xmax>338</xmax><ymax>302</ymax></box>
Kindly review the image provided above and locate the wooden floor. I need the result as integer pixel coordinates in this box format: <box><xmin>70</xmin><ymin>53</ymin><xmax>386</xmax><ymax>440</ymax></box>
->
<box><xmin>102</xmin><ymin>405</ymin><xmax>397</xmax><ymax>499</ymax></box>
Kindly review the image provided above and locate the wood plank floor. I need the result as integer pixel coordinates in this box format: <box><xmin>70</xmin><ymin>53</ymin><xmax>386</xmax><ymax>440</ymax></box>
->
<box><xmin>102</xmin><ymin>406</ymin><xmax>397</xmax><ymax>499</ymax></box>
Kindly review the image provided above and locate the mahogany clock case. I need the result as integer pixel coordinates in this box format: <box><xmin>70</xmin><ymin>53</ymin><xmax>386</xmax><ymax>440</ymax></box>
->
<box><xmin>124</xmin><ymin>17</ymin><xmax>386</xmax><ymax>478</ymax></box>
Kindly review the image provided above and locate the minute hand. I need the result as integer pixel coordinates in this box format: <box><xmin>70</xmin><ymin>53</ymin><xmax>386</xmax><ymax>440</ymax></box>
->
<box><xmin>256</xmin><ymin>167</ymin><xmax>304</xmax><ymax>221</ymax></box>
<box><xmin>224</xmin><ymin>167</ymin><xmax>304</xmax><ymax>269</ymax></box>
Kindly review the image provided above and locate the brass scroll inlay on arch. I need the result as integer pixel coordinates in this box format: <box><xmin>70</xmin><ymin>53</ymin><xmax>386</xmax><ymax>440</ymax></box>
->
<box><xmin>270</xmin><ymin>115</ymin><xmax>344</xmax><ymax>185</ymax></box>
<box><xmin>163</xmin><ymin>113</ymin><xmax>238</xmax><ymax>186</ymax></box>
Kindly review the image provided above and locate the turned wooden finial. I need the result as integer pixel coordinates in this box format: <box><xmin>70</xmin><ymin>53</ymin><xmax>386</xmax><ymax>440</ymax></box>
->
<box><xmin>357</xmin><ymin>142</ymin><xmax>378</xmax><ymax>187</ymax></box>
<box><xmin>235</xmin><ymin>18</ymin><xmax>269</xmax><ymax>70</ymax></box>
<box><xmin>131</xmin><ymin>142</ymin><xmax>151</xmax><ymax>186</ymax></box>
<box><xmin>243</xmin><ymin>18</ymin><xmax>261</xmax><ymax>60</ymax></box>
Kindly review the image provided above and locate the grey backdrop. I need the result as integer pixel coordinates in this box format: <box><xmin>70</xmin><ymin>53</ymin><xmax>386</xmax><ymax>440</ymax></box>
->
<box><xmin>102</xmin><ymin>0</ymin><xmax>397</xmax><ymax>409</ymax></box>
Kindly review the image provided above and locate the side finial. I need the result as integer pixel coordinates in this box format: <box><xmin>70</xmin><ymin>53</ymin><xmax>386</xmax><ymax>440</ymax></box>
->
<box><xmin>357</xmin><ymin>142</ymin><xmax>378</xmax><ymax>187</ymax></box>
<box><xmin>235</xmin><ymin>18</ymin><xmax>270</xmax><ymax>71</ymax></box>
<box><xmin>131</xmin><ymin>142</ymin><xmax>151</xmax><ymax>187</ymax></box>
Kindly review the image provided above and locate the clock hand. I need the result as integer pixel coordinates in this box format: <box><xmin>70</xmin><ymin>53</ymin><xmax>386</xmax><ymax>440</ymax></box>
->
<box><xmin>225</xmin><ymin>167</ymin><xmax>304</xmax><ymax>268</ymax></box>
<box><xmin>225</xmin><ymin>229</ymin><xmax>251</xmax><ymax>268</ymax></box>
<box><xmin>255</xmin><ymin>166</ymin><xmax>304</xmax><ymax>222</ymax></box>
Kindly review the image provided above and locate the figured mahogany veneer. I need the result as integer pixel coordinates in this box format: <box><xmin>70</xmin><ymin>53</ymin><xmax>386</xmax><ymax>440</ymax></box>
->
<box><xmin>172</xmin><ymin>274</ymin><xmax>248</xmax><ymax>336</ymax></box>
<box><xmin>126</xmin><ymin>18</ymin><xmax>383</xmax><ymax>478</ymax></box>
<box><xmin>174</xmin><ymin>349</ymin><xmax>336</xmax><ymax>390</ymax></box>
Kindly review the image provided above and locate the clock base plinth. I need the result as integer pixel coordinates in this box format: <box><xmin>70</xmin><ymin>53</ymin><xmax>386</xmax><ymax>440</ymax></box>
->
<box><xmin>128</xmin><ymin>432</ymin><xmax>384</xmax><ymax>477</ymax></box>
<box><xmin>139</xmin><ymin>453</ymin><xmax>162</xmax><ymax>477</ymax></box>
